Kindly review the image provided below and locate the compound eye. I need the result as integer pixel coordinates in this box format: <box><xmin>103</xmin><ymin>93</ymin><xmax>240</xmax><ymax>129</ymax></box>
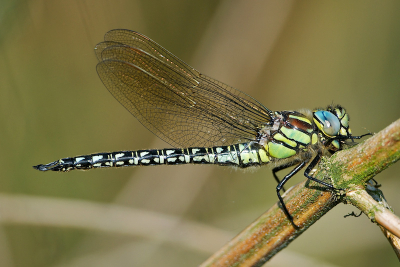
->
<box><xmin>314</xmin><ymin>111</ymin><xmax>341</xmax><ymax>136</ymax></box>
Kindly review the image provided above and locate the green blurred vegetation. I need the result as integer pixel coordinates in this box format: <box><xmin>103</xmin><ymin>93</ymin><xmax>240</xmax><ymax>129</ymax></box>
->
<box><xmin>0</xmin><ymin>1</ymin><xmax>399</xmax><ymax>266</ymax></box>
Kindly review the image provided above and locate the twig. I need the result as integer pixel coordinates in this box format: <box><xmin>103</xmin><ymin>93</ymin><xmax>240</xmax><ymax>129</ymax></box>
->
<box><xmin>347</xmin><ymin>188</ymin><xmax>400</xmax><ymax>238</ymax></box>
<box><xmin>200</xmin><ymin>118</ymin><xmax>400</xmax><ymax>267</ymax></box>
<box><xmin>346</xmin><ymin>180</ymin><xmax>400</xmax><ymax>259</ymax></box>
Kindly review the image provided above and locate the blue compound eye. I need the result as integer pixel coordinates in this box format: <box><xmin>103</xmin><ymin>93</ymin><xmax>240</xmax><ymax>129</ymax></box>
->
<box><xmin>314</xmin><ymin>111</ymin><xmax>340</xmax><ymax>136</ymax></box>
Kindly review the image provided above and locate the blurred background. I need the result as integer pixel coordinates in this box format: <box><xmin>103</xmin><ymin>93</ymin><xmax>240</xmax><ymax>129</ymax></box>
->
<box><xmin>1</xmin><ymin>0</ymin><xmax>400</xmax><ymax>266</ymax></box>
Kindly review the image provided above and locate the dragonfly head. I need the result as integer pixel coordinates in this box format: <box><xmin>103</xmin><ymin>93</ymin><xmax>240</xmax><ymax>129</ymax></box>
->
<box><xmin>313</xmin><ymin>105</ymin><xmax>352</xmax><ymax>151</ymax></box>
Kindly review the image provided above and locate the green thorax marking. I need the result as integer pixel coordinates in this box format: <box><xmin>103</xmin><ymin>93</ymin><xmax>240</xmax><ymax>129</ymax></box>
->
<box><xmin>263</xmin><ymin>111</ymin><xmax>317</xmax><ymax>159</ymax></box>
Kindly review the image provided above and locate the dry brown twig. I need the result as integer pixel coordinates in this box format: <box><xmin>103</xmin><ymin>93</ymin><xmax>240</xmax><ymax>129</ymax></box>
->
<box><xmin>200</xmin><ymin>118</ymin><xmax>400</xmax><ymax>267</ymax></box>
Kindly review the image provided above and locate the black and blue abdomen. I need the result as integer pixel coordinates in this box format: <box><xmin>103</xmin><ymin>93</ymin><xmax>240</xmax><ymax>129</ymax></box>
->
<box><xmin>34</xmin><ymin>143</ymin><xmax>273</xmax><ymax>172</ymax></box>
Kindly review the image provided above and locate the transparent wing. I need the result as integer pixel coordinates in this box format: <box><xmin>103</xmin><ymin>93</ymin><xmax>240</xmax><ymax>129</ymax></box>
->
<box><xmin>95</xmin><ymin>29</ymin><xmax>272</xmax><ymax>148</ymax></box>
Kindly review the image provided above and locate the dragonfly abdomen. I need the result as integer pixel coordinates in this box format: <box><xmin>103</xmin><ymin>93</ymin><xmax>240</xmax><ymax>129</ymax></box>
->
<box><xmin>33</xmin><ymin>143</ymin><xmax>271</xmax><ymax>172</ymax></box>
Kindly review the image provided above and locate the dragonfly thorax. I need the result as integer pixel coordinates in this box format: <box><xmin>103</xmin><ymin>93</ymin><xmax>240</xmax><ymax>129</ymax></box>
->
<box><xmin>258</xmin><ymin>110</ymin><xmax>319</xmax><ymax>160</ymax></box>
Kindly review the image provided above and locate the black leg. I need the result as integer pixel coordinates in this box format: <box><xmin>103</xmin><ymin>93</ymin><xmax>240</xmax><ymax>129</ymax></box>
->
<box><xmin>272</xmin><ymin>160</ymin><xmax>300</xmax><ymax>192</ymax></box>
<box><xmin>336</xmin><ymin>132</ymin><xmax>372</xmax><ymax>143</ymax></box>
<box><xmin>276</xmin><ymin>153</ymin><xmax>342</xmax><ymax>227</ymax></box>
<box><xmin>370</xmin><ymin>178</ymin><xmax>381</xmax><ymax>188</ymax></box>
<box><xmin>276</xmin><ymin>161</ymin><xmax>306</xmax><ymax>227</ymax></box>
<box><xmin>344</xmin><ymin>211</ymin><xmax>363</xmax><ymax>218</ymax></box>
<box><xmin>304</xmin><ymin>153</ymin><xmax>335</xmax><ymax>190</ymax></box>
<box><xmin>353</xmin><ymin>133</ymin><xmax>373</xmax><ymax>139</ymax></box>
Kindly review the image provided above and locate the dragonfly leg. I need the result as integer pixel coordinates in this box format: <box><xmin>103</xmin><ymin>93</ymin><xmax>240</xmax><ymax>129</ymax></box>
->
<box><xmin>304</xmin><ymin>153</ymin><xmax>336</xmax><ymax>190</ymax></box>
<box><xmin>276</xmin><ymin>161</ymin><xmax>307</xmax><ymax>227</ymax></box>
<box><xmin>272</xmin><ymin>160</ymin><xmax>301</xmax><ymax>192</ymax></box>
<box><xmin>276</xmin><ymin>153</ymin><xmax>340</xmax><ymax>226</ymax></box>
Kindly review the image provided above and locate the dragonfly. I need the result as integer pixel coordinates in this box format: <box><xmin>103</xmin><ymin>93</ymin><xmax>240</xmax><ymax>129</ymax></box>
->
<box><xmin>34</xmin><ymin>29</ymin><xmax>370</xmax><ymax>225</ymax></box>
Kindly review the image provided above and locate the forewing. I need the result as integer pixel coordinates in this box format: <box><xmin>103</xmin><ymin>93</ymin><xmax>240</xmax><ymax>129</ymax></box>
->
<box><xmin>95</xmin><ymin>29</ymin><xmax>272</xmax><ymax>148</ymax></box>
